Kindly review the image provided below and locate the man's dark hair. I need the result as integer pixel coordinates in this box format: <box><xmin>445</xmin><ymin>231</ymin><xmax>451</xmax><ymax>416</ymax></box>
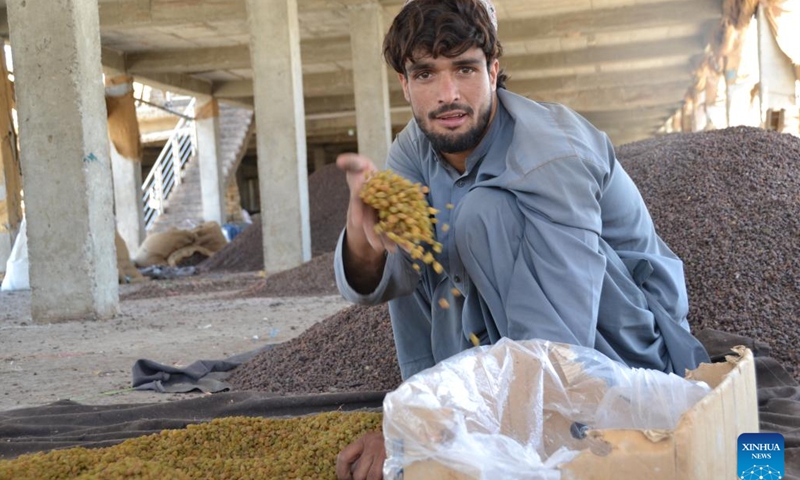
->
<box><xmin>383</xmin><ymin>0</ymin><xmax>508</xmax><ymax>89</ymax></box>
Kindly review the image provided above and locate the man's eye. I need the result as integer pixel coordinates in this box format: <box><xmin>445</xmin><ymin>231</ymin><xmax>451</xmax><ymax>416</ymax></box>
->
<box><xmin>416</xmin><ymin>72</ymin><xmax>431</xmax><ymax>80</ymax></box>
<box><xmin>459</xmin><ymin>67</ymin><xmax>475</xmax><ymax>74</ymax></box>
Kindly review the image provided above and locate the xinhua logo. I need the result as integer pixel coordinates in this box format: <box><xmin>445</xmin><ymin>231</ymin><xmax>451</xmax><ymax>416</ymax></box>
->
<box><xmin>738</xmin><ymin>433</ymin><xmax>785</xmax><ymax>480</ymax></box>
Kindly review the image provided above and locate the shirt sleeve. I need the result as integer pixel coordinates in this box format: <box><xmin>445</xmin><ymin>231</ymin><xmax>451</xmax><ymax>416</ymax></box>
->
<box><xmin>334</xmin><ymin>229</ymin><xmax>420</xmax><ymax>304</ymax></box>
<box><xmin>333</xmin><ymin>128</ymin><xmax>426</xmax><ymax>305</ymax></box>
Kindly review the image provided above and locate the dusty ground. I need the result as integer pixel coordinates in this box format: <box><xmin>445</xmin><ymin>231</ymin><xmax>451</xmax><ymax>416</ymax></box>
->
<box><xmin>0</xmin><ymin>272</ymin><xmax>349</xmax><ymax>412</ymax></box>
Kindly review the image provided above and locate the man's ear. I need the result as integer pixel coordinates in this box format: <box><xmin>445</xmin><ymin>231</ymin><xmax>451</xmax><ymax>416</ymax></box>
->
<box><xmin>398</xmin><ymin>73</ymin><xmax>411</xmax><ymax>102</ymax></box>
<box><xmin>488</xmin><ymin>59</ymin><xmax>499</xmax><ymax>93</ymax></box>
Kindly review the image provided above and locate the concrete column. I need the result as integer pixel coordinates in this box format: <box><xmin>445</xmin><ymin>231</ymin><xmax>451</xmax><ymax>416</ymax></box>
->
<box><xmin>110</xmin><ymin>149</ymin><xmax>144</xmax><ymax>255</ymax></box>
<box><xmin>349</xmin><ymin>2</ymin><xmax>392</xmax><ymax>169</ymax></box>
<box><xmin>0</xmin><ymin>46</ymin><xmax>22</xmax><ymax>272</ymax></box>
<box><xmin>7</xmin><ymin>0</ymin><xmax>119</xmax><ymax>322</ymax></box>
<box><xmin>245</xmin><ymin>0</ymin><xmax>311</xmax><ymax>271</ymax></box>
<box><xmin>757</xmin><ymin>6</ymin><xmax>799</xmax><ymax>134</ymax></box>
<box><xmin>195</xmin><ymin>97</ymin><xmax>226</xmax><ymax>225</ymax></box>
<box><xmin>105</xmin><ymin>76</ymin><xmax>145</xmax><ymax>255</ymax></box>
<box><xmin>312</xmin><ymin>147</ymin><xmax>327</xmax><ymax>173</ymax></box>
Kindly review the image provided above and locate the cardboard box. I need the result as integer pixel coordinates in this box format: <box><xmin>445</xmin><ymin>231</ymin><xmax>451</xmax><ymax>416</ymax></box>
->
<box><xmin>401</xmin><ymin>346</ymin><xmax>758</xmax><ymax>480</ymax></box>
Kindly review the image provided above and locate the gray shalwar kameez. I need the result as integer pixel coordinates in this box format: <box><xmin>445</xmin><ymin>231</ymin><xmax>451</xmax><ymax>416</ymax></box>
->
<box><xmin>334</xmin><ymin>89</ymin><xmax>709</xmax><ymax>379</ymax></box>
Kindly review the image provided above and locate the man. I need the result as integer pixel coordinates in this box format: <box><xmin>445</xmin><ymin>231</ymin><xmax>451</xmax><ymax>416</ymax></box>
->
<box><xmin>334</xmin><ymin>1</ymin><xmax>709</xmax><ymax>478</ymax></box>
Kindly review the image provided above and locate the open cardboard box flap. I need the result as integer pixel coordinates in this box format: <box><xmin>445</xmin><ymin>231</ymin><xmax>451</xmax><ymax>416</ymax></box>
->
<box><xmin>401</xmin><ymin>346</ymin><xmax>758</xmax><ymax>480</ymax></box>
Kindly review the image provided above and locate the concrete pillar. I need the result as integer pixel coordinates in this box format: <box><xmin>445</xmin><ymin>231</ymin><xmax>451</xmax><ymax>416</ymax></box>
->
<box><xmin>245</xmin><ymin>0</ymin><xmax>311</xmax><ymax>272</ymax></box>
<box><xmin>0</xmin><ymin>46</ymin><xmax>22</xmax><ymax>272</ymax></box>
<box><xmin>757</xmin><ymin>6</ymin><xmax>799</xmax><ymax>134</ymax></box>
<box><xmin>195</xmin><ymin>97</ymin><xmax>225</xmax><ymax>225</ymax></box>
<box><xmin>7</xmin><ymin>0</ymin><xmax>119</xmax><ymax>322</ymax></box>
<box><xmin>110</xmin><ymin>150</ymin><xmax>144</xmax><ymax>255</ymax></box>
<box><xmin>349</xmin><ymin>2</ymin><xmax>392</xmax><ymax>169</ymax></box>
<box><xmin>312</xmin><ymin>147</ymin><xmax>327</xmax><ymax>173</ymax></box>
<box><xmin>105</xmin><ymin>76</ymin><xmax>145</xmax><ymax>255</ymax></box>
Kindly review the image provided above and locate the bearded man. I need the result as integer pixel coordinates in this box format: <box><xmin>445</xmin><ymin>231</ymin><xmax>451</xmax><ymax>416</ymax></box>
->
<box><xmin>333</xmin><ymin>1</ymin><xmax>709</xmax><ymax>478</ymax></box>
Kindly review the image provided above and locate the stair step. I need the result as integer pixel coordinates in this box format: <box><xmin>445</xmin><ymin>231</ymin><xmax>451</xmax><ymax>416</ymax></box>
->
<box><xmin>148</xmin><ymin>106</ymin><xmax>254</xmax><ymax>232</ymax></box>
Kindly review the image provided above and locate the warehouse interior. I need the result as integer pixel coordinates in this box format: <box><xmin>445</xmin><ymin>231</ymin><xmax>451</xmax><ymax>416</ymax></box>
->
<box><xmin>0</xmin><ymin>0</ymin><xmax>798</xmax><ymax>320</ymax></box>
<box><xmin>0</xmin><ymin>0</ymin><xmax>798</xmax><ymax>478</ymax></box>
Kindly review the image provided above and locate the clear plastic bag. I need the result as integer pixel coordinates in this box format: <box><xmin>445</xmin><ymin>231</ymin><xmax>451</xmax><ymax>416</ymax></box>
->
<box><xmin>382</xmin><ymin>338</ymin><xmax>711</xmax><ymax>480</ymax></box>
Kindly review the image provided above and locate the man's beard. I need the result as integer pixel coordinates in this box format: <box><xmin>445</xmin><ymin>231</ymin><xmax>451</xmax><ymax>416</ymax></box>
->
<box><xmin>416</xmin><ymin>98</ymin><xmax>493</xmax><ymax>154</ymax></box>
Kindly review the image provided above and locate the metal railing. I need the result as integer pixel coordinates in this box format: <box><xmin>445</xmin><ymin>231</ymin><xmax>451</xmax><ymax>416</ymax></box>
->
<box><xmin>141</xmin><ymin>98</ymin><xmax>197</xmax><ymax>230</ymax></box>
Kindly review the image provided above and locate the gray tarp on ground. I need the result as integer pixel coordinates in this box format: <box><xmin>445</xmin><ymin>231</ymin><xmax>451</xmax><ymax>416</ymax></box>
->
<box><xmin>131</xmin><ymin>345</ymin><xmax>273</xmax><ymax>393</ymax></box>
<box><xmin>0</xmin><ymin>330</ymin><xmax>797</xmax><ymax>480</ymax></box>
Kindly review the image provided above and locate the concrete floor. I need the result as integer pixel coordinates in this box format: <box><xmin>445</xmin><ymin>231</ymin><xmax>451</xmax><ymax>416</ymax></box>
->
<box><xmin>0</xmin><ymin>274</ymin><xmax>349</xmax><ymax>411</ymax></box>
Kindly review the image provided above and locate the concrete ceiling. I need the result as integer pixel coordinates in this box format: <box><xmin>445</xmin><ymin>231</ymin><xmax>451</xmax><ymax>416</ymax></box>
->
<box><xmin>0</xmin><ymin>0</ymin><xmax>724</xmax><ymax>147</ymax></box>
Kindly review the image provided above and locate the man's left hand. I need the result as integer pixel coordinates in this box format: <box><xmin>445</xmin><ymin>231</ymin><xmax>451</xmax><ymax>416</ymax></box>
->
<box><xmin>336</xmin><ymin>431</ymin><xmax>386</xmax><ymax>480</ymax></box>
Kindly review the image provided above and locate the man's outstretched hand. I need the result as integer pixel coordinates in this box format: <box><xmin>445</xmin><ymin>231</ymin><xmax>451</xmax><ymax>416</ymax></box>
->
<box><xmin>337</xmin><ymin>153</ymin><xmax>398</xmax><ymax>255</ymax></box>
<box><xmin>336</xmin><ymin>431</ymin><xmax>386</xmax><ymax>480</ymax></box>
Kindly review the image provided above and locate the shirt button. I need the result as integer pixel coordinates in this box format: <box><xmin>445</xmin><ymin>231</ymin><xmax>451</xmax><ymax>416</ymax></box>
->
<box><xmin>453</xmin><ymin>275</ymin><xmax>461</xmax><ymax>283</ymax></box>
<box><xmin>456</xmin><ymin>180</ymin><xmax>465</xmax><ymax>187</ymax></box>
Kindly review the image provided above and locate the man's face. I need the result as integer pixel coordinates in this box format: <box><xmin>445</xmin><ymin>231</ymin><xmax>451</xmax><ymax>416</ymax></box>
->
<box><xmin>399</xmin><ymin>47</ymin><xmax>499</xmax><ymax>155</ymax></box>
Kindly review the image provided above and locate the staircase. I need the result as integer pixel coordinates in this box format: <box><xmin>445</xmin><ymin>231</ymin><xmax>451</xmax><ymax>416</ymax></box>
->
<box><xmin>147</xmin><ymin>103</ymin><xmax>254</xmax><ymax>234</ymax></box>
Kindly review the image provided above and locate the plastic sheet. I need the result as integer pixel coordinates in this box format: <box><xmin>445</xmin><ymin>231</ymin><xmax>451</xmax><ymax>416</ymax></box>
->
<box><xmin>383</xmin><ymin>338</ymin><xmax>711</xmax><ymax>480</ymax></box>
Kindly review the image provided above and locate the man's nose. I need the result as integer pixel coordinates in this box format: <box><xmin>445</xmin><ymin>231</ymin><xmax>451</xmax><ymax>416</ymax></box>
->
<box><xmin>437</xmin><ymin>73</ymin><xmax>460</xmax><ymax>104</ymax></box>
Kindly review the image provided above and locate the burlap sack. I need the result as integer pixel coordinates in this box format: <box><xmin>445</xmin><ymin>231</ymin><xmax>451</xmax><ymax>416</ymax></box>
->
<box><xmin>115</xmin><ymin>231</ymin><xmax>147</xmax><ymax>283</ymax></box>
<box><xmin>192</xmin><ymin>221</ymin><xmax>228</xmax><ymax>253</ymax></box>
<box><xmin>167</xmin><ymin>245</ymin><xmax>215</xmax><ymax>267</ymax></box>
<box><xmin>105</xmin><ymin>76</ymin><xmax>142</xmax><ymax>160</ymax></box>
<box><xmin>133</xmin><ymin>228</ymin><xmax>197</xmax><ymax>267</ymax></box>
